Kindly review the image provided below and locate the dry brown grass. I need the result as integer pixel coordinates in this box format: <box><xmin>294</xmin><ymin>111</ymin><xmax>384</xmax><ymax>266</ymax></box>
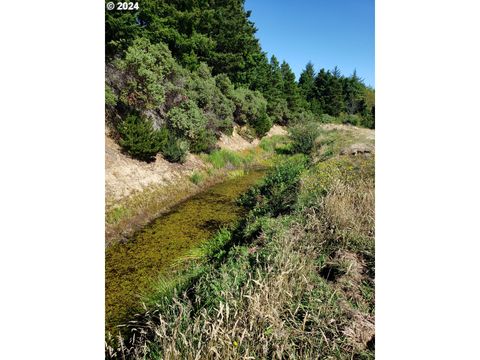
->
<box><xmin>323</xmin><ymin>178</ymin><xmax>375</xmax><ymax>246</ymax></box>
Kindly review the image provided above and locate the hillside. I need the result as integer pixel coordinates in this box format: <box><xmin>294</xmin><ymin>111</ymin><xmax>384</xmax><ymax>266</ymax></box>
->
<box><xmin>105</xmin><ymin>125</ymin><xmax>287</xmax><ymax>246</ymax></box>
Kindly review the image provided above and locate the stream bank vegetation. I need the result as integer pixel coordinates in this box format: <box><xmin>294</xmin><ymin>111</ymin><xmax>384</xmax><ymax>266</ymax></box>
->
<box><xmin>106</xmin><ymin>125</ymin><xmax>375</xmax><ymax>359</ymax></box>
<box><xmin>105</xmin><ymin>135</ymin><xmax>288</xmax><ymax>246</ymax></box>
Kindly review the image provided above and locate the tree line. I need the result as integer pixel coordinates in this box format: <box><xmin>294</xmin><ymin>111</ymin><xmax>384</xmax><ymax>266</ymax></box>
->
<box><xmin>105</xmin><ymin>0</ymin><xmax>374</xmax><ymax>162</ymax></box>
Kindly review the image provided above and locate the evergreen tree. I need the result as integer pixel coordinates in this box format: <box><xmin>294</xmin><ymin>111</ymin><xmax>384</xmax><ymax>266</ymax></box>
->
<box><xmin>313</xmin><ymin>68</ymin><xmax>328</xmax><ymax>113</ymax></box>
<box><xmin>280</xmin><ymin>61</ymin><xmax>301</xmax><ymax>113</ymax></box>
<box><xmin>343</xmin><ymin>69</ymin><xmax>364</xmax><ymax>114</ymax></box>
<box><xmin>324</xmin><ymin>72</ymin><xmax>345</xmax><ymax>116</ymax></box>
<box><xmin>298</xmin><ymin>62</ymin><xmax>316</xmax><ymax>102</ymax></box>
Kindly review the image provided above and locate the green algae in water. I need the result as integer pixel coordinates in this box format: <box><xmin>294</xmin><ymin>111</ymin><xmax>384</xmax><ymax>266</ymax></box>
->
<box><xmin>105</xmin><ymin>169</ymin><xmax>265</xmax><ymax>332</ymax></box>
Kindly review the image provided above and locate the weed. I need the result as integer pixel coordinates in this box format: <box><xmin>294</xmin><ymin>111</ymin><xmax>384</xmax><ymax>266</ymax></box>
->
<box><xmin>189</xmin><ymin>170</ymin><xmax>204</xmax><ymax>185</ymax></box>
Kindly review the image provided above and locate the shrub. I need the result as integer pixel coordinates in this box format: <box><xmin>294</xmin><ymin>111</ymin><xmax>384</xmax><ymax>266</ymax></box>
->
<box><xmin>359</xmin><ymin>111</ymin><xmax>375</xmax><ymax>129</ymax></box>
<box><xmin>341</xmin><ymin>114</ymin><xmax>362</xmax><ymax>126</ymax></box>
<box><xmin>161</xmin><ymin>136</ymin><xmax>189</xmax><ymax>163</ymax></box>
<box><xmin>291</xmin><ymin>109</ymin><xmax>317</xmax><ymax>125</ymax></box>
<box><xmin>116</xmin><ymin>38</ymin><xmax>175</xmax><ymax>110</ymax></box>
<box><xmin>250</xmin><ymin>109</ymin><xmax>272</xmax><ymax>137</ymax></box>
<box><xmin>214</xmin><ymin>73</ymin><xmax>234</xmax><ymax>98</ymax></box>
<box><xmin>231</xmin><ymin>87</ymin><xmax>272</xmax><ymax>136</ymax></box>
<box><xmin>259</xmin><ymin>135</ymin><xmax>287</xmax><ymax>153</ymax></box>
<box><xmin>167</xmin><ymin>99</ymin><xmax>207</xmax><ymax>140</ymax></box>
<box><xmin>186</xmin><ymin>63</ymin><xmax>235</xmax><ymax>133</ymax></box>
<box><xmin>117</xmin><ymin>114</ymin><xmax>165</xmax><ymax>161</ymax></box>
<box><xmin>289</xmin><ymin>122</ymin><xmax>321</xmax><ymax>155</ymax></box>
<box><xmin>237</xmin><ymin>126</ymin><xmax>256</xmax><ymax>142</ymax></box>
<box><xmin>105</xmin><ymin>85</ymin><xmax>117</xmax><ymax>107</ymax></box>
<box><xmin>319</xmin><ymin>113</ymin><xmax>337</xmax><ymax>124</ymax></box>
<box><xmin>189</xmin><ymin>129</ymin><xmax>217</xmax><ymax>154</ymax></box>
<box><xmin>239</xmin><ymin>155</ymin><xmax>307</xmax><ymax>216</ymax></box>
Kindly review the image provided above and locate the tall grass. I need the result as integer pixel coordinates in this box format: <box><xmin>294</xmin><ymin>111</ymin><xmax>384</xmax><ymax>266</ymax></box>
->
<box><xmin>206</xmin><ymin>149</ymin><xmax>246</xmax><ymax>169</ymax></box>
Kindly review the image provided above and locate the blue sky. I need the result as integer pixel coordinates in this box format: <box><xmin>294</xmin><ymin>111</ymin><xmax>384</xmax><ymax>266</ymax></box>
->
<box><xmin>245</xmin><ymin>0</ymin><xmax>375</xmax><ymax>87</ymax></box>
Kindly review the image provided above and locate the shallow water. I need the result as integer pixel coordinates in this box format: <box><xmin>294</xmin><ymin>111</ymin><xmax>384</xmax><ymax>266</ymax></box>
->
<box><xmin>105</xmin><ymin>169</ymin><xmax>265</xmax><ymax>331</ymax></box>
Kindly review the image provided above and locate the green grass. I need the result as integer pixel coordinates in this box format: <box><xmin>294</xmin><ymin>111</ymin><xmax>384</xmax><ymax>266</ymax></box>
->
<box><xmin>205</xmin><ymin>149</ymin><xmax>246</xmax><ymax>169</ymax></box>
<box><xmin>105</xmin><ymin>206</ymin><xmax>130</xmax><ymax>225</ymax></box>
<box><xmin>189</xmin><ymin>170</ymin><xmax>204</xmax><ymax>185</ymax></box>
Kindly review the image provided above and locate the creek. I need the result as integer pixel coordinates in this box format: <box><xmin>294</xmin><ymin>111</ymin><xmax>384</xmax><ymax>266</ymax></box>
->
<box><xmin>105</xmin><ymin>169</ymin><xmax>265</xmax><ymax>332</ymax></box>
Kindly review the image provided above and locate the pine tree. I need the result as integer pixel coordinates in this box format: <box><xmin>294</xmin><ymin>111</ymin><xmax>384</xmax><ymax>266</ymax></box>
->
<box><xmin>324</xmin><ymin>72</ymin><xmax>345</xmax><ymax>116</ymax></box>
<box><xmin>313</xmin><ymin>68</ymin><xmax>328</xmax><ymax>113</ymax></box>
<box><xmin>298</xmin><ymin>62</ymin><xmax>316</xmax><ymax>102</ymax></box>
<box><xmin>280</xmin><ymin>61</ymin><xmax>301</xmax><ymax>113</ymax></box>
<box><xmin>343</xmin><ymin>69</ymin><xmax>364</xmax><ymax>114</ymax></box>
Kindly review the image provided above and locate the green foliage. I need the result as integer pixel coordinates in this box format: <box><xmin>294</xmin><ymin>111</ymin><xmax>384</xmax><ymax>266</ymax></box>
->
<box><xmin>167</xmin><ymin>99</ymin><xmax>207</xmax><ymax>140</ymax></box>
<box><xmin>259</xmin><ymin>135</ymin><xmax>288</xmax><ymax>152</ymax></box>
<box><xmin>280</xmin><ymin>61</ymin><xmax>301</xmax><ymax>113</ymax></box>
<box><xmin>105</xmin><ymin>85</ymin><xmax>117</xmax><ymax>107</ymax></box>
<box><xmin>206</xmin><ymin>149</ymin><xmax>245</xmax><ymax>169</ymax></box>
<box><xmin>292</xmin><ymin>109</ymin><xmax>317</xmax><ymax>125</ymax></box>
<box><xmin>298</xmin><ymin>62</ymin><xmax>316</xmax><ymax>102</ymax></box>
<box><xmin>341</xmin><ymin>113</ymin><xmax>362</xmax><ymax>126</ymax></box>
<box><xmin>198</xmin><ymin>228</ymin><xmax>233</xmax><ymax>261</ymax></box>
<box><xmin>230</xmin><ymin>87</ymin><xmax>272</xmax><ymax>136</ymax></box>
<box><xmin>115</xmin><ymin>38</ymin><xmax>175</xmax><ymax>110</ymax></box>
<box><xmin>267</xmin><ymin>97</ymin><xmax>290</xmax><ymax>125</ymax></box>
<box><xmin>289</xmin><ymin>122</ymin><xmax>321</xmax><ymax>155</ymax></box>
<box><xmin>189</xmin><ymin>129</ymin><xmax>217</xmax><ymax>154</ymax></box>
<box><xmin>117</xmin><ymin>114</ymin><xmax>165</xmax><ymax>161</ymax></box>
<box><xmin>186</xmin><ymin>63</ymin><xmax>235</xmax><ymax>134</ymax></box>
<box><xmin>250</xmin><ymin>109</ymin><xmax>272</xmax><ymax>137</ymax></box>
<box><xmin>239</xmin><ymin>155</ymin><xmax>307</xmax><ymax>217</ymax></box>
<box><xmin>161</xmin><ymin>136</ymin><xmax>189</xmax><ymax>164</ymax></box>
<box><xmin>106</xmin><ymin>0</ymin><xmax>375</xmax><ymax>164</ymax></box>
<box><xmin>319</xmin><ymin>113</ymin><xmax>337</xmax><ymax>124</ymax></box>
<box><xmin>189</xmin><ymin>171</ymin><xmax>204</xmax><ymax>185</ymax></box>
<box><xmin>237</xmin><ymin>126</ymin><xmax>257</xmax><ymax>142</ymax></box>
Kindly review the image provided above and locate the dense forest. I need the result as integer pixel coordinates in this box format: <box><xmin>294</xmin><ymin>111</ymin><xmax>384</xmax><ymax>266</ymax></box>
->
<box><xmin>105</xmin><ymin>0</ymin><xmax>375</xmax><ymax>162</ymax></box>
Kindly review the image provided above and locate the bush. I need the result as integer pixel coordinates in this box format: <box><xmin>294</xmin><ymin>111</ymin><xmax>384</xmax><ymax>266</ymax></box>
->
<box><xmin>189</xmin><ymin>129</ymin><xmax>217</xmax><ymax>154</ymax></box>
<box><xmin>341</xmin><ymin>114</ymin><xmax>362</xmax><ymax>126</ymax></box>
<box><xmin>250</xmin><ymin>109</ymin><xmax>272</xmax><ymax>137</ymax></box>
<box><xmin>115</xmin><ymin>38</ymin><xmax>175</xmax><ymax>110</ymax></box>
<box><xmin>167</xmin><ymin>99</ymin><xmax>207</xmax><ymax>140</ymax></box>
<box><xmin>237</xmin><ymin>126</ymin><xmax>256</xmax><ymax>142</ymax></box>
<box><xmin>291</xmin><ymin>110</ymin><xmax>316</xmax><ymax>125</ymax></box>
<box><xmin>186</xmin><ymin>63</ymin><xmax>235</xmax><ymax>133</ymax></box>
<box><xmin>239</xmin><ymin>155</ymin><xmax>307</xmax><ymax>217</ymax></box>
<box><xmin>105</xmin><ymin>85</ymin><xmax>117</xmax><ymax>107</ymax></box>
<box><xmin>289</xmin><ymin>122</ymin><xmax>321</xmax><ymax>155</ymax></box>
<box><xmin>161</xmin><ymin>136</ymin><xmax>189</xmax><ymax>163</ymax></box>
<box><xmin>319</xmin><ymin>113</ymin><xmax>337</xmax><ymax>124</ymax></box>
<box><xmin>117</xmin><ymin>114</ymin><xmax>165</xmax><ymax>161</ymax></box>
<box><xmin>231</xmin><ymin>87</ymin><xmax>272</xmax><ymax>136</ymax></box>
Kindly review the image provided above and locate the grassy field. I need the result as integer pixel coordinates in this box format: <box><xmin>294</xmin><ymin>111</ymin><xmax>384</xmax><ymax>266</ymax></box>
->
<box><xmin>106</xmin><ymin>125</ymin><xmax>375</xmax><ymax>359</ymax></box>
